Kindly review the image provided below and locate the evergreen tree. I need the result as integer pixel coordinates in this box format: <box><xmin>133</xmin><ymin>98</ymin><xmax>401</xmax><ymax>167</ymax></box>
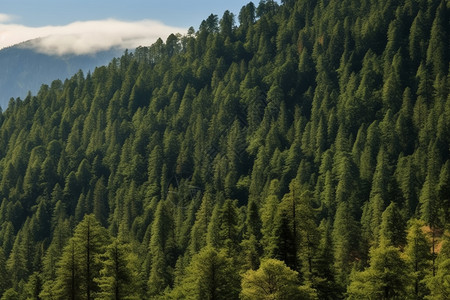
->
<box><xmin>425</xmin><ymin>230</ymin><xmax>450</xmax><ymax>299</ymax></box>
<box><xmin>379</xmin><ymin>202</ymin><xmax>406</xmax><ymax>248</ymax></box>
<box><xmin>347</xmin><ymin>246</ymin><xmax>411</xmax><ymax>299</ymax></box>
<box><xmin>0</xmin><ymin>247</ymin><xmax>8</xmax><ymax>296</ymax></box>
<box><xmin>24</xmin><ymin>272</ymin><xmax>43</xmax><ymax>300</ymax></box>
<box><xmin>6</xmin><ymin>229</ymin><xmax>28</xmax><ymax>289</ymax></box>
<box><xmin>217</xmin><ymin>199</ymin><xmax>241</xmax><ymax>254</ymax></box>
<box><xmin>189</xmin><ymin>190</ymin><xmax>214</xmax><ymax>254</ymax></box>
<box><xmin>332</xmin><ymin>201</ymin><xmax>359</xmax><ymax>288</ymax></box>
<box><xmin>93</xmin><ymin>177</ymin><xmax>109</xmax><ymax>227</ymax></box>
<box><xmin>260</xmin><ymin>179</ymin><xmax>281</xmax><ymax>258</ymax></box>
<box><xmin>51</xmin><ymin>239</ymin><xmax>82</xmax><ymax>300</ymax></box>
<box><xmin>241</xmin><ymin>258</ymin><xmax>318</xmax><ymax>300</ymax></box>
<box><xmin>0</xmin><ymin>0</ymin><xmax>448</xmax><ymax>297</ymax></box>
<box><xmin>176</xmin><ymin>246</ymin><xmax>239</xmax><ymax>300</ymax></box>
<box><xmin>96</xmin><ymin>240</ymin><xmax>138</xmax><ymax>300</ymax></box>
<box><xmin>51</xmin><ymin>214</ymin><xmax>109</xmax><ymax>300</ymax></box>
<box><xmin>147</xmin><ymin>200</ymin><xmax>176</xmax><ymax>296</ymax></box>
<box><xmin>404</xmin><ymin>219</ymin><xmax>431</xmax><ymax>299</ymax></box>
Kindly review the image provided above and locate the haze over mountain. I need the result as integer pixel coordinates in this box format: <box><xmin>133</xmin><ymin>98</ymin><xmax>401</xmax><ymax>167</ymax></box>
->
<box><xmin>0</xmin><ymin>40</ymin><xmax>123</xmax><ymax>108</ymax></box>
<box><xmin>0</xmin><ymin>16</ymin><xmax>186</xmax><ymax>109</ymax></box>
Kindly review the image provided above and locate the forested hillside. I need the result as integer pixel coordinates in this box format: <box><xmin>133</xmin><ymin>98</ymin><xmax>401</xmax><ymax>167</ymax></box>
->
<box><xmin>0</xmin><ymin>0</ymin><xmax>449</xmax><ymax>299</ymax></box>
<box><xmin>0</xmin><ymin>42</ymin><xmax>121</xmax><ymax>109</ymax></box>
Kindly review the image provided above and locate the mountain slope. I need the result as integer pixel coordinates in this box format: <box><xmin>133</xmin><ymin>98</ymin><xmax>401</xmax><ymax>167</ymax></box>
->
<box><xmin>0</xmin><ymin>41</ymin><xmax>122</xmax><ymax>108</ymax></box>
<box><xmin>0</xmin><ymin>0</ymin><xmax>449</xmax><ymax>299</ymax></box>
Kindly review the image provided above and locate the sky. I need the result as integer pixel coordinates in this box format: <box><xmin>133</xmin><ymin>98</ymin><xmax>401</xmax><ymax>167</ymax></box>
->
<box><xmin>0</xmin><ymin>0</ymin><xmax>252</xmax><ymax>55</ymax></box>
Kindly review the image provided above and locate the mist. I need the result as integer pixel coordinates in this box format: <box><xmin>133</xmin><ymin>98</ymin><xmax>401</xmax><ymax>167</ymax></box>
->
<box><xmin>0</xmin><ymin>18</ymin><xmax>186</xmax><ymax>55</ymax></box>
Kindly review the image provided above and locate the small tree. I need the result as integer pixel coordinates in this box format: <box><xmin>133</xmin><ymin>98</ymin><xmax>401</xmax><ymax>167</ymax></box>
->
<box><xmin>96</xmin><ymin>240</ymin><xmax>138</xmax><ymax>299</ymax></box>
<box><xmin>178</xmin><ymin>246</ymin><xmax>239</xmax><ymax>300</ymax></box>
<box><xmin>347</xmin><ymin>246</ymin><xmax>411</xmax><ymax>299</ymax></box>
<box><xmin>241</xmin><ymin>258</ymin><xmax>317</xmax><ymax>300</ymax></box>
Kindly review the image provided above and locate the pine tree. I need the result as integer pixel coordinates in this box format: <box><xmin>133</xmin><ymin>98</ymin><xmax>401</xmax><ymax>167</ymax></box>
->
<box><xmin>6</xmin><ymin>229</ymin><xmax>28</xmax><ymax>289</ymax></box>
<box><xmin>93</xmin><ymin>177</ymin><xmax>109</xmax><ymax>227</ymax></box>
<box><xmin>189</xmin><ymin>190</ymin><xmax>214</xmax><ymax>254</ymax></box>
<box><xmin>52</xmin><ymin>214</ymin><xmax>109</xmax><ymax>300</ymax></box>
<box><xmin>404</xmin><ymin>219</ymin><xmax>431</xmax><ymax>299</ymax></box>
<box><xmin>420</xmin><ymin>142</ymin><xmax>442</xmax><ymax>276</ymax></box>
<box><xmin>217</xmin><ymin>199</ymin><xmax>241</xmax><ymax>254</ymax></box>
<box><xmin>426</xmin><ymin>1</ymin><xmax>448</xmax><ymax>77</ymax></box>
<box><xmin>0</xmin><ymin>247</ymin><xmax>8</xmax><ymax>296</ymax></box>
<box><xmin>96</xmin><ymin>239</ymin><xmax>138</xmax><ymax>300</ymax></box>
<box><xmin>347</xmin><ymin>246</ymin><xmax>411</xmax><ymax>299</ymax></box>
<box><xmin>425</xmin><ymin>231</ymin><xmax>450</xmax><ymax>299</ymax></box>
<box><xmin>24</xmin><ymin>272</ymin><xmax>43</xmax><ymax>300</ymax></box>
<box><xmin>51</xmin><ymin>239</ymin><xmax>82</xmax><ymax>300</ymax></box>
<box><xmin>270</xmin><ymin>182</ymin><xmax>305</xmax><ymax>270</ymax></box>
<box><xmin>332</xmin><ymin>201</ymin><xmax>359</xmax><ymax>288</ymax></box>
<box><xmin>379</xmin><ymin>202</ymin><xmax>406</xmax><ymax>248</ymax></box>
<box><xmin>438</xmin><ymin>160</ymin><xmax>450</xmax><ymax>226</ymax></box>
<box><xmin>147</xmin><ymin>200</ymin><xmax>176</xmax><ymax>296</ymax></box>
<box><xmin>240</xmin><ymin>199</ymin><xmax>263</xmax><ymax>270</ymax></box>
<box><xmin>0</xmin><ymin>0</ymin><xmax>448</xmax><ymax>297</ymax></box>
<box><xmin>241</xmin><ymin>258</ymin><xmax>317</xmax><ymax>300</ymax></box>
<box><xmin>177</xmin><ymin>246</ymin><xmax>239</xmax><ymax>300</ymax></box>
<box><xmin>260</xmin><ymin>179</ymin><xmax>281</xmax><ymax>258</ymax></box>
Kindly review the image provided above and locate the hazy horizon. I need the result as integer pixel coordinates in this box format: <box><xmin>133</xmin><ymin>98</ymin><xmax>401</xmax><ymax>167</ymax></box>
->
<box><xmin>0</xmin><ymin>0</ymin><xmax>253</xmax><ymax>55</ymax></box>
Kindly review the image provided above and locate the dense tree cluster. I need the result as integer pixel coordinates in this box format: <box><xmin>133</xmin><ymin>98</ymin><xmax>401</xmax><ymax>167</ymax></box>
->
<box><xmin>0</xmin><ymin>0</ymin><xmax>449</xmax><ymax>298</ymax></box>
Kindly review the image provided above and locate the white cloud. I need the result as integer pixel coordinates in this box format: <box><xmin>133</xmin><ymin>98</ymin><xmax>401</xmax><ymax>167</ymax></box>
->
<box><xmin>0</xmin><ymin>19</ymin><xmax>186</xmax><ymax>55</ymax></box>
<box><xmin>0</xmin><ymin>13</ymin><xmax>15</xmax><ymax>23</ymax></box>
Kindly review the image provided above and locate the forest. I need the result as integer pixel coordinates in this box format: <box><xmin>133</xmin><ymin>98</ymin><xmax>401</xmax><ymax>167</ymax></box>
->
<box><xmin>0</xmin><ymin>0</ymin><xmax>449</xmax><ymax>299</ymax></box>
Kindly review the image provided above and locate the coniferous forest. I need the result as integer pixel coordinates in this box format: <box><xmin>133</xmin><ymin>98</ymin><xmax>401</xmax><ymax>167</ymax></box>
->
<box><xmin>0</xmin><ymin>0</ymin><xmax>449</xmax><ymax>299</ymax></box>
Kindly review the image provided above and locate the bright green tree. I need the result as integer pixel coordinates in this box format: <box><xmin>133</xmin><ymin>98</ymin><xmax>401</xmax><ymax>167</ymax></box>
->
<box><xmin>347</xmin><ymin>246</ymin><xmax>411</xmax><ymax>299</ymax></box>
<box><xmin>51</xmin><ymin>214</ymin><xmax>109</xmax><ymax>300</ymax></box>
<box><xmin>189</xmin><ymin>190</ymin><xmax>214</xmax><ymax>254</ymax></box>
<box><xmin>96</xmin><ymin>239</ymin><xmax>138</xmax><ymax>300</ymax></box>
<box><xmin>51</xmin><ymin>239</ymin><xmax>82</xmax><ymax>300</ymax></box>
<box><xmin>425</xmin><ymin>231</ymin><xmax>450</xmax><ymax>299</ymax></box>
<box><xmin>241</xmin><ymin>258</ymin><xmax>318</xmax><ymax>300</ymax></box>
<box><xmin>177</xmin><ymin>246</ymin><xmax>239</xmax><ymax>300</ymax></box>
<box><xmin>404</xmin><ymin>219</ymin><xmax>431</xmax><ymax>299</ymax></box>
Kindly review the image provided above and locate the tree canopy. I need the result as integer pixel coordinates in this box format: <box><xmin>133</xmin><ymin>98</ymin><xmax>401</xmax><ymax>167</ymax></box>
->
<box><xmin>0</xmin><ymin>0</ymin><xmax>449</xmax><ymax>299</ymax></box>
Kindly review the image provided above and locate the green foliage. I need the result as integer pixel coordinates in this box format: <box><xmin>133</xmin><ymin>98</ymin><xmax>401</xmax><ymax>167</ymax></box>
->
<box><xmin>0</xmin><ymin>0</ymin><xmax>448</xmax><ymax>298</ymax></box>
<box><xmin>48</xmin><ymin>214</ymin><xmax>110</xmax><ymax>300</ymax></box>
<box><xmin>175</xmin><ymin>246</ymin><xmax>239</xmax><ymax>300</ymax></box>
<box><xmin>0</xmin><ymin>247</ymin><xmax>8</xmax><ymax>296</ymax></box>
<box><xmin>96</xmin><ymin>240</ymin><xmax>138</xmax><ymax>299</ymax></box>
<box><xmin>405</xmin><ymin>219</ymin><xmax>431</xmax><ymax>299</ymax></box>
<box><xmin>241</xmin><ymin>258</ymin><xmax>317</xmax><ymax>300</ymax></box>
<box><xmin>379</xmin><ymin>202</ymin><xmax>406</xmax><ymax>248</ymax></box>
<box><xmin>347</xmin><ymin>246</ymin><xmax>411</xmax><ymax>299</ymax></box>
<box><xmin>425</xmin><ymin>231</ymin><xmax>450</xmax><ymax>300</ymax></box>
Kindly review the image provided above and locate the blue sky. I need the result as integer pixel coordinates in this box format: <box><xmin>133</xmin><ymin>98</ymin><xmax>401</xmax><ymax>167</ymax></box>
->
<box><xmin>2</xmin><ymin>0</ymin><xmax>250</xmax><ymax>27</ymax></box>
<box><xmin>0</xmin><ymin>0</ymin><xmax>254</xmax><ymax>54</ymax></box>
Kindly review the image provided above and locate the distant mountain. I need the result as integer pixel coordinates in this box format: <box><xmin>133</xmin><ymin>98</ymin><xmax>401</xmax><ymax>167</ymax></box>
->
<box><xmin>0</xmin><ymin>41</ymin><xmax>122</xmax><ymax>108</ymax></box>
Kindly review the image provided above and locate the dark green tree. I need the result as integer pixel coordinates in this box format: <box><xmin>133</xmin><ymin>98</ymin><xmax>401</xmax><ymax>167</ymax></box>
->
<box><xmin>147</xmin><ymin>200</ymin><xmax>176</xmax><ymax>296</ymax></box>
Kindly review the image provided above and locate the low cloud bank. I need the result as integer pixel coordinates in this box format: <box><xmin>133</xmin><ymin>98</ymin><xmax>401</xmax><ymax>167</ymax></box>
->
<box><xmin>0</xmin><ymin>18</ymin><xmax>186</xmax><ymax>55</ymax></box>
<box><xmin>0</xmin><ymin>13</ymin><xmax>15</xmax><ymax>23</ymax></box>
